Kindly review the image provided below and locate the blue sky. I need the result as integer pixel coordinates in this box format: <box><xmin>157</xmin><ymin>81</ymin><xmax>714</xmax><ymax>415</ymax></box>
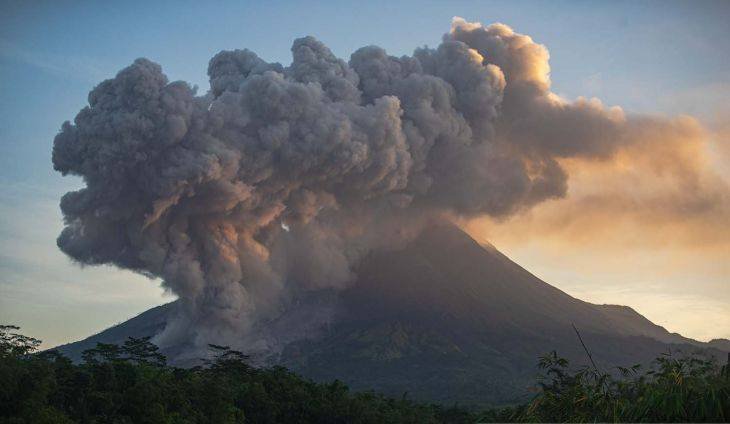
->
<box><xmin>1</xmin><ymin>0</ymin><xmax>729</xmax><ymax>347</ymax></box>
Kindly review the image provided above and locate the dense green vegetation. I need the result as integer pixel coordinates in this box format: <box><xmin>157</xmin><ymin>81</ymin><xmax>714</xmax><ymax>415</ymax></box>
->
<box><xmin>1</xmin><ymin>325</ymin><xmax>728</xmax><ymax>423</ymax></box>
<box><xmin>497</xmin><ymin>350</ymin><xmax>730</xmax><ymax>422</ymax></box>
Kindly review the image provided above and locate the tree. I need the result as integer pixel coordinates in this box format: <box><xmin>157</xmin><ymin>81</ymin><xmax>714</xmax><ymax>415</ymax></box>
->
<box><xmin>122</xmin><ymin>336</ymin><xmax>167</xmax><ymax>367</ymax></box>
<box><xmin>0</xmin><ymin>325</ymin><xmax>41</xmax><ymax>358</ymax></box>
<box><xmin>80</xmin><ymin>336</ymin><xmax>166</xmax><ymax>366</ymax></box>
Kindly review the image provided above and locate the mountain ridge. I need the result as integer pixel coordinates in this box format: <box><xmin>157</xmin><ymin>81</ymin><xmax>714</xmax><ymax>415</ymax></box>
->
<box><xmin>53</xmin><ymin>222</ymin><xmax>728</xmax><ymax>405</ymax></box>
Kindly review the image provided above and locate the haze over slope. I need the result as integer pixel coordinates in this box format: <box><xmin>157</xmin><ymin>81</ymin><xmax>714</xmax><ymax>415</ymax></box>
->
<box><xmin>342</xmin><ymin>223</ymin><xmax>677</xmax><ymax>339</ymax></box>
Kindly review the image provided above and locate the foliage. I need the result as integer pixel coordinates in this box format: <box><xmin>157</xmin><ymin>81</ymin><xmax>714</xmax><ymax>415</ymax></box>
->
<box><xmin>0</xmin><ymin>326</ymin><xmax>41</xmax><ymax>358</ymax></box>
<box><xmin>483</xmin><ymin>349</ymin><xmax>730</xmax><ymax>423</ymax></box>
<box><xmin>1</xmin><ymin>326</ymin><xmax>729</xmax><ymax>423</ymax></box>
<box><xmin>0</xmin><ymin>327</ymin><xmax>465</xmax><ymax>423</ymax></box>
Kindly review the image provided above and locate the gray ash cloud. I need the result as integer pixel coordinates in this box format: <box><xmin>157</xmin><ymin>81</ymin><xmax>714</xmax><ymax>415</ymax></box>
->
<box><xmin>52</xmin><ymin>18</ymin><xmax>675</xmax><ymax>355</ymax></box>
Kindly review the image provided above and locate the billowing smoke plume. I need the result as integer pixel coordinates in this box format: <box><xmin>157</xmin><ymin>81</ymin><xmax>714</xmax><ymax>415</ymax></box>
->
<box><xmin>52</xmin><ymin>18</ymin><xmax>685</xmax><ymax>355</ymax></box>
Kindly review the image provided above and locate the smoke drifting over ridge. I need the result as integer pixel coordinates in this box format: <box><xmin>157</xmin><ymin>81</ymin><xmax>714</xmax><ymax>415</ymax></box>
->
<box><xmin>52</xmin><ymin>18</ymin><xmax>720</xmax><ymax>354</ymax></box>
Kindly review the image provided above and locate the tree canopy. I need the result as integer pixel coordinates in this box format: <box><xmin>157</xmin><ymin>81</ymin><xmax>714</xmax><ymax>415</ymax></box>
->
<box><xmin>1</xmin><ymin>326</ymin><xmax>728</xmax><ymax>423</ymax></box>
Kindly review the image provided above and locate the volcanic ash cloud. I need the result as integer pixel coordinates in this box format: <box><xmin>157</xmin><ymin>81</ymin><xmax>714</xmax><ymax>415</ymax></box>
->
<box><xmin>52</xmin><ymin>18</ymin><xmax>711</xmax><ymax>355</ymax></box>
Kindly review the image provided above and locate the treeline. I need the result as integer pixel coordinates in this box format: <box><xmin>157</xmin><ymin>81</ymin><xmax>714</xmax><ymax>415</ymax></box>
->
<box><xmin>1</xmin><ymin>325</ymin><xmax>728</xmax><ymax>423</ymax></box>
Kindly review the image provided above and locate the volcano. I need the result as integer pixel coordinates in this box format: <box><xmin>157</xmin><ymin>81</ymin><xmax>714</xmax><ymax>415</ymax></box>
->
<box><xmin>54</xmin><ymin>223</ymin><xmax>727</xmax><ymax>405</ymax></box>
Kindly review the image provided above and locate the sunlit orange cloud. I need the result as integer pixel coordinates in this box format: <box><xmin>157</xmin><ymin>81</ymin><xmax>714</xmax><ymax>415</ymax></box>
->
<box><xmin>708</xmin><ymin>113</ymin><xmax>730</xmax><ymax>181</ymax></box>
<box><xmin>456</xmin><ymin>113</ymin><xmax>730</xmax><ymax>341</ymax></box>
<box><xmin>462</xmin><ymin>114</ymin><xmax>730</xmax><ymax>253</ymax></box>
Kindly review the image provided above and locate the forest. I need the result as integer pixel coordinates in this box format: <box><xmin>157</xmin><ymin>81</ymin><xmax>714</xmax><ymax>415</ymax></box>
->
<box><xmin>1</xmin><ymin>325</ymin><xmax>728</xmax><ymax>423</ymax></box>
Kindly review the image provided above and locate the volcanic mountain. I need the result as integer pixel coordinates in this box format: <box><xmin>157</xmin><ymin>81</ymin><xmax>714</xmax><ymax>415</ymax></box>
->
<box><xmin>54</xmin><ymin>223</ymin><xmax>727</xmax><ymax>405</ymax></box>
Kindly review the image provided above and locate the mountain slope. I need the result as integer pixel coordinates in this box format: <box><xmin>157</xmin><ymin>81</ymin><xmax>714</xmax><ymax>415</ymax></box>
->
<box><xmin>277</xmin><ymin>223</ymin><xmax>725</xmax><ymax>404</ymax></box>
<box><xmin>54</xmin><ymin>223</ymin><xmax>726</xmax><ymax>405</ymax></box>
<box><xmin>53</xmin><ymin>303</ymin><xmax>172</xmax><ymax>363</ymax></box>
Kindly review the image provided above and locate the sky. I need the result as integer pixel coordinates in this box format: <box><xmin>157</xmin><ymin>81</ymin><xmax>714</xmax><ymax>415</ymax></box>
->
<box><xmin>0</xmin><ymin>0</ymin><xmax>728</xmax><ymax>348</ymax></box>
